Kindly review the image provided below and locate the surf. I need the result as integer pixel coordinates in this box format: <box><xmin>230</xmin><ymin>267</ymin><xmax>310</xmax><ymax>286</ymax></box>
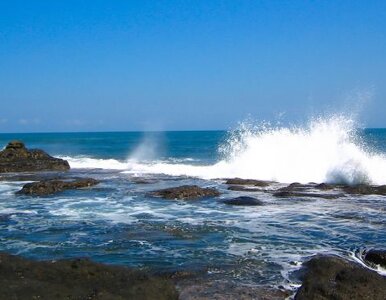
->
<box><xmin>64</xmin><ymin>115</ymin><xmax>386</xmax><ymax>185</ymax></box>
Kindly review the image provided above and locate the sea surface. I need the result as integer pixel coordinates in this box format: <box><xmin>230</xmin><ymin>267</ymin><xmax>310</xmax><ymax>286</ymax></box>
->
<box><xmin>0</xmin><ymin>116</ymin><xmax>385</xmax><ymax>291</ymax></box>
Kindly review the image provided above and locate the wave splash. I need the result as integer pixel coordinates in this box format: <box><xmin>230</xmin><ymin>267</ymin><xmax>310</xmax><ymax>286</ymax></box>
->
<box><xmin>64</xmin><ymin>116</ymin><xmax>386</xmax><ymax>185</ymax></box>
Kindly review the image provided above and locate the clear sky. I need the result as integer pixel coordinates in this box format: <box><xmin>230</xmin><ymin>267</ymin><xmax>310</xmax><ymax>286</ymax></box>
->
<box><xmin>1</xmin><ymin>0</ymin><xmax>385</xmax><ymax>132</ymax></box>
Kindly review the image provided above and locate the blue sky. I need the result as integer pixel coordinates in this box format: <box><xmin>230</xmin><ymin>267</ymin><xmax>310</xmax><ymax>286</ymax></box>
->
<box><xmin>1</xmin><ymin>0</ymin><xmax>385</xmax><ymax>132</ymax></box>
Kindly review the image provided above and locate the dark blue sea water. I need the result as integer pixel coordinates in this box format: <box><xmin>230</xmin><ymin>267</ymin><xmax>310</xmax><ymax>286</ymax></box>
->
<box><xmin>1</xmin><ymin>121</ymin><xmax>385</xmax><ymax>290</ymax></box>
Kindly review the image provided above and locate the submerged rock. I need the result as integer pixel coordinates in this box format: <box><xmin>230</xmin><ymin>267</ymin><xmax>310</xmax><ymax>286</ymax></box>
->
<box><xmin>0</xmin><ymin>252</ymin><xmax>178</xmax><ymax>300</ymax></box>
<box><xmin>225</xmin><ymin>178</ymin><xmax>272</xmax><ymax>187</ymax></box>
<box><xmin>151</xmin><ymin>185</ymin><xmax>220</xmax><ymax>200</ymax></box>
<box><xmin>0</xmin><ymin>141</ymin><xmax>70</xmax><ymax>173</ymax></box>
<box><xmin>295</xmin><ymin>255</ymin><xmax>386</xmax><ymax>300</ymax></box>
<box><xmin>16</xmin><ymin>178</ymin><xmax>99</xmax><ymax>196</ymax></box>
<box><xmin>364</xmin><ymin>249</ymin><xmax>386</xmax><ymax>268</ymax></box>
<box><xmin>222</xmin><ymin>196</ymin><xmax>264</xmax><ymax>206</ymax></box>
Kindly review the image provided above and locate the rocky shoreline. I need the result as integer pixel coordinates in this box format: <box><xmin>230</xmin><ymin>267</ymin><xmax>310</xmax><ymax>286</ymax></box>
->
<box><xmin>1</xmin><ymin>140</ymin><xmax>386</xmax><ymax>299</ymax></box>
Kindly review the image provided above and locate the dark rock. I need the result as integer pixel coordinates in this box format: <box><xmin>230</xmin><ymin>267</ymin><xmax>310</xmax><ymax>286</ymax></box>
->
<box><xmin>16</xmin><ymin>178</ymin><xmax>99</xmax><ymax>196</ymax></box>
<box><xmin>225</xmin><ymin>178</ymin><xmax>272</xmax><ymax>187</ymax></box>
<box><xmin>273</xmin><ymin>190</ymin><xmax>343</xmax><ymax>199</ymax></box>
<box><xmin>273</xmin><ymin>182</ymin><xmax>344</xmax><ymax>199</ymax></box>
<box><xmin>178</xmin><ymin>280</ymin><xmax>290</xmax><ymax>300</ymax></box>
<box><xmin>227</xmin><ymin>185</ymin><xmax>262</xmax><ymax>192</ymax></box>
<box><xmin>364</xmin><ymin>249</ymin><xmax>386</xmax><ymax>268</ymax></box>
<box><xmin>222</xmin><ymin>196</ymin><xmax>264</xmax><ymax>206</ymax></box>
<box><xmin>0</xmin><ymin>141</ymin><xmax>70</xmax><ymax>173</ymax></box>
<box><xmin>0</xmin><ymin>252</ymin><xmax>178</xmax><ymax>300</ymax></box>
<box><xmin>343</xmin><ymin>184</ymin><xmax>386</xmax><ymax>195</ymax></box>
<box><xmin>295</xmin><ymin>255</ymin><xmax>386</xmax><ymax>300</ymax></box>
<box><xmin>151</xmin><ymin>185</ymin><xmax>220</xmax><ymax>200</ymax></box>
<box><xmin>315</xmin><ymin>183</ymin><xmax>334</xmax><ymax>190</ymax></box>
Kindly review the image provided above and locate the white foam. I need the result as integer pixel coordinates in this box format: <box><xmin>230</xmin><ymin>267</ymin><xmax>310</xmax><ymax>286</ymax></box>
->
<box><xmin>60</xmin><ymin>156</ymin><xmax>128</xmax><ymax>170</ymax></box>
<box><xmin>62</xmin><ymin>115</ymin><xmax>386</xmax><ymax>185</ymax></box>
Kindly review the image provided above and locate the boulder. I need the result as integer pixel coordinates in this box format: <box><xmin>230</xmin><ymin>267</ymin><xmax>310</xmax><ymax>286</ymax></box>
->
<box><xmin>295</xmin><ymin>255</ymin><xmax>386</xmax><ymax>300</ymax></box>
<box><xmin>222</xmin><ymin>196</ymin><xmax>264</xmax><ymax>206</ymax></box>
<box><xmin>151</xmin><ymin>185</ymin><xmax>220</xmax><ymax>200</ymax></box>
<box><xmin>0</xmin><ymin>141</ymin><xmax>70</xmax><ymax>173</ymax></box>
<box><xmin>364</xmin><ymin>249</ymin><xmax>386</xmax><ymax>268</ymax></box>
<box><xmin>16</xmin><ymin>178</ymin><xmax>99</xmax><ymax>196</ymax></box>
<box><xmin>0</xmin><ymin>252</ymin><xmax>178</xmax><ymax>300</ymax></box>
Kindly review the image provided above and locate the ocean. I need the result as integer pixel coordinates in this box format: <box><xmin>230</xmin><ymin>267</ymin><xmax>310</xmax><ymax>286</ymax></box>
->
<box><xmin>0</xmin><ymin>116</ymin><xmax>385</xmax><ymax>291</ymax></box>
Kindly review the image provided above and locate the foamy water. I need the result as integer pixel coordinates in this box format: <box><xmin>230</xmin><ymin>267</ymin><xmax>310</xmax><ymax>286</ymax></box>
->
<box><xmin>64</xmin><ymin>116</ymin><xmax>386</xmax><ymax>185</ymax></box>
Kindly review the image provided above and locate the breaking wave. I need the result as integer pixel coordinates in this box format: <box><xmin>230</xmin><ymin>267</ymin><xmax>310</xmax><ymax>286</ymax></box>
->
<box><xmin>64</xmin><ymin>116</ymin><xmax>386</xmax><ymax>185</ymax></box>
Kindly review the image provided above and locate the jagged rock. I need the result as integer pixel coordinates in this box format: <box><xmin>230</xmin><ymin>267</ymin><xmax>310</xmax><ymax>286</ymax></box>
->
<box><xmin>225</xmin><ymin>178</ymin><xmax>272</xmax><ymax>187</ymax></box>
<box><xmin>0</xmin><ymin>141</ymin><xmax>70</xmax><ymax>173</ymax></box>
<box><xmin>0</xmin><ymin>252</ymin><xmax>178</xmax><ymax>300</ymax></box>
<box><xmin>364</xmin><ymin>249</ymin><xmax>386</xmax><ymax>268</ymax></box>
<box><xmin>295</xmin><ymin>255</ymin><xmax>386</xmax><ymax>300</ymax></box>
<box><xmin>16</xmin><ymin>178</ymin><xmax>99</xmax><ymax>196</ymax></box>
<box><xmin>151</xmin><ymin>185</ymin><xmax>220</xmax><ymax>200</ymax></box>
<box><xmin>222</xmin><ymin>196</ymin><xmax>264</xmax><ymax>206</ymax></box>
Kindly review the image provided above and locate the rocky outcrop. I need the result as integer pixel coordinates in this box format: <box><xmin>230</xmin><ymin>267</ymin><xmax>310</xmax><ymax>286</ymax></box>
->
<box><xmin>343</xmin><ymin>184</ymin><xmax>386</xmax><ymax>195</ymax></box>
<box><xmin>151</xmin><ymin>185</ymin><xmax>220</xmax><ymax>200</ymax></box>
<box><xmin>295</xmin><ymin>255</ymin><xmax>386</xmax><ymax>300</ymax></box>
<box><xmin>222</xmin><ymin>196</ymin><xmax>264</xmax><ymax>206</ymax></box>
<box><xmin>16</xmin><ymin>178</ymin><xmax>99</xmax><ymax>196</ymax></box>
<box><xmin>0</xmin><ymin>141</ymin><xmax>70</xmax><ymax>173</ymax></box>
<box><xmin>0</xmin><ymin>252</ymin><xmax>178</xmax><ymax>300</ymax></box>
<box><xmin>364</xmin><ymin>249</ymin><xmax>386</xmax><ymax>268</ymax></box>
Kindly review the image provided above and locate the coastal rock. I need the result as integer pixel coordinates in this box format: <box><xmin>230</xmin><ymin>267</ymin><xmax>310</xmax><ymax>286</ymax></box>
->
<box><xmin>343</xmin><ymin>184</ymin><xmax>386</xmax><ymax>195</ymax></box>
<box><xmin>0</xmin><ymin>252</ymin><xmax>178</xmax><ymax>300</ymax></box>
<box><xmin>0</xmin><ymin>141</ymin><xmax>70</xmax><ymax>173</ymax></box>
<box><xmin>16</xmin><ymin>178</ymin><xmax>99</xmax><ymax>196</ymax></box>
<box><xmin>273</xmin><ymin>183</ymin><xmax>344</xmax><ymax>199</ymax></box>
<box><xmin>364</xmin><ymin>249</ymin><xmax>386</xmax><ymax>268</ymax></box>
<box><xmin>178</xmin><ymin>280</ymin><xmax>289</xmax><ymax>300</ymax></box>
<box><xmin>151</xmin><ymin>185</ymin><xmax>220</xmax><ymax>200</ymax></box>
<box><xmin>222</xmin><ymin>196</ymin><xmax>264</xmax><ymax>206</ymax></box>
<box><xmin>295</xmin><ymin>255</ymin><xmax>386</xmax><ymax>300</ymax></box>
<box><xmin>225</xmin><ymin>178</ymin><xmax>272</xmax><ymax>187</ymax></box>
<box><xmin>227</xmin><ymin>185</ymin><xmax>262</xmax><ymax>192</ymax></box>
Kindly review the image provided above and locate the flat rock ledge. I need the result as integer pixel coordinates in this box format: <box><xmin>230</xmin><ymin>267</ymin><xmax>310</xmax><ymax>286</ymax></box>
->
<box><xmin>0</xmin><ymin>252</ymin><xmax>178</xmax><ymax>300</ymax></box>
<box><xmin>151</xmin><ymin>185</ymin><xmax>220</xmax><ymax>200</ymax></box>
<box><xmin>295</xmin><ymin>255</ymin><xmax>386</xmax><ymax>300</ymax></box>
<box><xmin>0</xmin><ymin>140</ymin><xmax>70</xmax><ymax>173</ymax></box>
<box><xmin>16</xmin><ymin>178</ymin><xmax>99</xmax><ymax>196</ymax></box>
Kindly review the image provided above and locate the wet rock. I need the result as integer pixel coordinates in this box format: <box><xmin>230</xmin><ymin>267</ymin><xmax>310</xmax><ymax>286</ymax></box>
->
<box><xmin>314</xmin><ymin>183</ymin><xmax>335</xmax><ymax>190</ymax></box>
<box><xmin>364</xmin><ymin>249</ymin><xmax>386</xmax><ymax>268</ymax></box>
<box><xmin>273</xmin><ymin>182</ymin><xmax>344</xmax><ymax>199</ymax></box>
<box><xmin>16</xmin><ymin>178</ymin><xmax>99</xmax><ymax>196</ymax></box>
<box><xmin>343</xmin><ymin>184</ymin><xmax>386</xmax><ymax>195</ymax></box>
<box><xmin>295</xmin><ymin>255</ymin><xmax>386</xmax><ymax>300</ymax></box>
<box><xmin>0</xmin><ymin>141</ymin><xmax>70</xmax><ymax>173</ymax></box>
<box><xmin>222</xmin><ymin>196</ymin><xmax>264</xmax><ymax>206</ymax></box>
<box><xmin>227</xmin><ymin>185</ymin><xmax>263</xmax><ymax>192</ymax></box>
<box><xmin>178</xmin><ymin>280</ymin><xmax>290</xmax><ymax>300</ymax></box>
<box><xmin>0</xmin><ymin>252</ymin><xmax>178</xmax><ymax>300</ymax></box>
<box><xmin>273</xmin><ymin>190</ymin><xmax>343</xmax><ymax>199</ymax></box>
<box><xmin>151</xmin><ymin>185</ymin><xmax>220</xmax><ymax>200</ymax></box>
<box><xmin>225</xmin><ymin>178</ymin><xmax>272</xmax><ymax>187</ymax></box>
